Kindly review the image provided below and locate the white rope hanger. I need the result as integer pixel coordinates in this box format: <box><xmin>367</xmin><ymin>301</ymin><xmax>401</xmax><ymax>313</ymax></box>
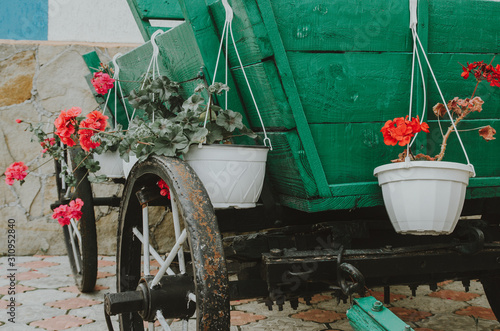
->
<box><xmin>406</xmin><ymin>0</ymin><xmax>474</xmax><ymax>176</ymax></box>
<box><xmin>101</xmin><ymin>53</ymin><xmax>128</xmax><ymax>128</ymax></box>
<box><xmin>203</xmin><ymin>0</ymin><xmax>272</xmax><ymax>150</ymax></box>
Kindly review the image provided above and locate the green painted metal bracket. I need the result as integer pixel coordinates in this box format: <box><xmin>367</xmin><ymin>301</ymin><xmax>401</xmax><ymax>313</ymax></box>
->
<box><xmin>82</xmin><ymin>51</ymin><xmax>130</xmax><ymax>129</ymax></box>
<box><xmin>347</xmin><ymin>297</ymin><xmax>414</xmax><ymax>331</ymax></box>
<box><xmin>255</xmin><ymin>0</ymin><xmax>331</xmax><ymax>197</ymax></box>
<box><xmin>177</xmin><ymin>0</ymin><xmax>251</xmax><ymax>128</ymax></box>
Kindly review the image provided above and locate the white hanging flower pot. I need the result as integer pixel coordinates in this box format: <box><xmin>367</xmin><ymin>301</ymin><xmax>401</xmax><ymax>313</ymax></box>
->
<box><xmin>123</xmin><ymin>155</ymin><xmax>139</xmax><ymax>179</ymax></box>
<box><xmin>183</xmin><ymin>144</ymin><xmax>269</xmax><ymax>209</ymax></box>
<box><xmin>374</xmin><ymin>161</ymin><xmax>475</xmax><ymax>235</ymax></box>
<box><xmin>93</xmin><ymin>150</ymin><xmax>124</xmax><ymax>178</ymax></box>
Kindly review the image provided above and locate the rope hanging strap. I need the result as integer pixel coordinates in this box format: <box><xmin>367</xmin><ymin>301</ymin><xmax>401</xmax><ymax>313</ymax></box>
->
<box><xmin>407</xmin><ymin>0</ymin><xmax>475</xmax><ymax>177</ymax></box>
<box><xmin>101</xmin><ymin>53</ymin><xmax>128</xmax><ymax>128</ymax></box>
<box><xmin>130</xmin><ymin>29</ymin><xmax>164</xmax><ymax>122</ymax></box>
<box><xmin>204</xmin><ymin>0</ymin><xmax>272</xmax><ymax>150</ymax></box>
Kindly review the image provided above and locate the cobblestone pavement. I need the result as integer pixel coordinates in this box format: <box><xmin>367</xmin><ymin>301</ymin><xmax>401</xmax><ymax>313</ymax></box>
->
<box><xmin>0</xmin><ymin>255</ymin><xmax>499</xmax><ymax>330</ymax></box>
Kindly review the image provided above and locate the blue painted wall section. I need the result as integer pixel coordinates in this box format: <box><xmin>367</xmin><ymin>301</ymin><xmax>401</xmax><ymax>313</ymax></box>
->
<box><xmin>0</xmin><ymin>0</ymin><xmax>48</xmax><ymax>40</ymax></box>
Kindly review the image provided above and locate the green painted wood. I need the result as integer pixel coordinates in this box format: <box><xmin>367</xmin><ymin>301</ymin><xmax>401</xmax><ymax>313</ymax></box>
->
<box><xmin>133</xmin><ymin>0</ymin><xmax>184</xmax><ymax>19</ymax></box>
<box><xmin>231</xmin><ymin>60</ymin><xmax>295</xmax><ymax>129</ymax></box>
<box><xmin>310</xmin><ymin>123</ymin><xmax>394</xmax><ymax>184</ymax></box>
<box><xmin>287</xmin><ymin>52</ymin><xmax>413</xmax><ymax>124</ymax></box>
<box><xmin>208</xmin><ymin>0</ymin><xmax>273</xmax><ymax>66</ymax></box>
<box><xmin>426</xmin><ymin>54</ymin><xmax>500</xmax><ymax>120</ymax></box>
<box><xmin>266</xmin><ymin>131</ymin><xmax>319</xmax><ymax>198</ymax></box>
<box><xmin>347</xmin><ymin>297</ymin><xmax>414</xmax><ymax>331</ymax></box>
<box><xmin>177</xmin><ymin>0</ymin><xmax>251</xmax><ymax>128</ymax></box>
<box><xmin>426</xmin><ymin>119</ymin><xmax>500</xmax><ymax>177</ymax></box>
<box><xmin>271</xmin><ymin>0</ymin><xmax>412</xmax><ymax>52</ymax></box>
<box><xmin>428</xmin><ymin>0</ymin><xmax>500</xmax><ymax>53</ymax></box>
<box><xmin>256</xmin><ymin>0</ymin><xmax>331</xmax><ymax>197</ymax></box>
<box><xmin>279</xmin><ymin>192</ymin><xmax>383</xmax><ymax>213</ymax></box>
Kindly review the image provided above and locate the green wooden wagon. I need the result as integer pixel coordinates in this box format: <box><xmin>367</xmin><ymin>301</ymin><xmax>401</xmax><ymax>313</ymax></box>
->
<box><xmin>77</xmin><ymin>0</ymin><xmax>500</xmax><ymax>329</ymax></box>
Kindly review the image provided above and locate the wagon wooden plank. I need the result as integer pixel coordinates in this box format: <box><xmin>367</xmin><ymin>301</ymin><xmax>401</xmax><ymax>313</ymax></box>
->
<box><xmin>231</xmin><ymin>60</ymin><xmax>295</xmax><ymax>130</ymax></box>
<box><xmin>271</xmin><ymin>0</ymin><xmax>412</xmax><ymax>52</ymax></box>
<box><xmin>428</xmin><ymin>0</ymin><xmax>500</xmax><ymax>54</ymax></box>
<box><xmin>287</xmin><ymin>52</ymin><xmax>413</xmax><ymax>124</ymax></box>
<box><xmin>257</xmin><ymin>0</ymin><xmax>331</xmax><ymax>197</ymax></box>
<box><xmin>129</xmin><ymin>0</ymin><xmax>184</xmax><ymax>20</ymax></box>
<box><xmin>209</xmin><ymin>0</ymin><xmax>273</xmax><ymax>66</ymax></box>
<box><xmin>266</xmin><ymin>131</ymin><xmax>319</xmax><ymax>198</ymax></box>
<box><xmin>178</xmin><ymin>0</ymin><xmax>251</xmax><ymax>127</ymax></box>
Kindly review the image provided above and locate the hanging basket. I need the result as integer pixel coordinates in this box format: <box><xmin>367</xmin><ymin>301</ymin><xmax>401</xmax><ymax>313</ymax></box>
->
<box><xmin>183</xmin><ymin>144</ymin><xmax>269</xmax><ymax>209</ymax></box>
<box><xmin>122</xmin><ymin>155</ymin><xmax>139</xmax><ymax>179</ymax></box>
<box><xmin>374</xmin><ymin>161</ymin><xmax>474</xmax><ymax>235</ymax></box>
<box><xmin>93</xmin><ymin>151</ymin><xmax>124</xmax><ymax>178</ymax></box>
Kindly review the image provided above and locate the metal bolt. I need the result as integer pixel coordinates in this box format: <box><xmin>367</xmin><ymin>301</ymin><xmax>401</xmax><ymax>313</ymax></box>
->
<box><xmin>404</xmin><ymin>325</ymin><xmax>412</xmax><ymax>331</ymax></box>
<box><xmin>496</xmin><ymin>256</ymin><xmax>500</xmax><ymax>264</ymax></box>
<box><xmin>385</xmin><ymin>245</ymin><xmax>393</xmax><ymax>250</ymax></box>
<box><xmin>270</xmin><ymin>248</ymin><xmax>283</xmax><ymax>257</ymax></box>
<box><xmin>371</xmin><ymin>300</ymin><xmax>383</xmax><ymax>312</ymax></box>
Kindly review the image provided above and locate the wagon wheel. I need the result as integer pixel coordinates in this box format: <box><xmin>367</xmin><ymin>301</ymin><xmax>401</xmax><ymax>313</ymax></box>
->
<box><xmin>115</xmin><ymin>155</ymin><xmax>230</xmax><ymax>330</ymax></box>
<box><xmin>55</xmin><ymin>148</ymin><xmax>97</xmax><ymax>292</ymax></box>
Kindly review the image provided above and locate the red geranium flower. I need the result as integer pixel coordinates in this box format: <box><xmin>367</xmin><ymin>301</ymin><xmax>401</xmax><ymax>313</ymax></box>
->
<box><xmin>91</xmin><ymin>72</ymin><xmax>115</xmax><ymax>95</ymax></box>
<box><xmin>381</xmin><ymin>116</ymin><xmax>429</xmax><ymax>147</ymax></box>
<box><xmin>54</xmin><ymin>107</ymin><xmax>82</xmax><ymax>147</ymax></box>
<box><xmin>4</xmin><ymin>161</ymin><xmax>28</xmax><ymax>185</ymax></box>
<box><xmin>78</xmin><ymin>111</ymin><xmax>108</xmax><ymax>152</ymax></box>
<box><xmin>52</xmin><ymin>198</ymin><xmax>84</xmax><ymax>226</ymax></box>
<box><xmin>157</xmin><ymin>179</ymin><xmax>171</xmax><ymax>199</ymax></box>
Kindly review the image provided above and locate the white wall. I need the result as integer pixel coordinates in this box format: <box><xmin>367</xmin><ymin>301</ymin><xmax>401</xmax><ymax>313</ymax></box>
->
<box><xmin>48</xmin><ymin>0</ymin><xmax>144</xmax><ymax>43</ymax></box>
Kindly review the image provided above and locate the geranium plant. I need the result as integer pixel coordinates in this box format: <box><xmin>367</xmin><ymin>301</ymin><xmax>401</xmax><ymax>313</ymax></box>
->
<box><xmin>3</xmin><ymin>70</ymin><xmax>256</xmax><ymax>227</ymax></box>
<box><xmin>381</xmin><ymin>60</ymin><xmax>499</xmax><ymax>162</ymax></box>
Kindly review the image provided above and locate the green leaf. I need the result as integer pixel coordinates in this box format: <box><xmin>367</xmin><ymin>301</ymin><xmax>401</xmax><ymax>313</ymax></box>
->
<box><xmin>182</xmin><ymin>95</ymin><xmax>205</xmax><ymax>112</ymax></box>
<box><xmin>216</xmin><ymin>109</ymin><xmax>244</xmax><ymax>132</ymax></box>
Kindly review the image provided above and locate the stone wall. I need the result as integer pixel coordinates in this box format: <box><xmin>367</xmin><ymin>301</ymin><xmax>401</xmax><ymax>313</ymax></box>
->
<box><xmin>0</xmin><ymin>41</ymin><xmax>139</xmax><ymax>256</ymax></box>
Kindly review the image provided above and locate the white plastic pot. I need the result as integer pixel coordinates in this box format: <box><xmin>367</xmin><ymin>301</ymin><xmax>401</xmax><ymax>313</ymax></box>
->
<box><xmin>184</xmin><ymin>144</ymin><xmax>269</xmax><ymax>209</ymax></box>
<box><xmin>123</xmin><ymin>155</ymin><xmax>139</xmax><ymax>179</ymax></box>
<box><xmin>93</xmin><ymin>151</ymin><xmax>124</xmax><ymax>178</ymax></box>
<box><xmin>373</xmin><ymin>161</ymin><xmax>474</xmax><ymax>235</ymax></box>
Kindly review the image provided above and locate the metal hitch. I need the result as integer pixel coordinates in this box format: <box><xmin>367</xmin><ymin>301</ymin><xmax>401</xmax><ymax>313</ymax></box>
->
<box><xmin>104</xmin><ymin>274</ymin><xmax>196</xmax><ymax>321</ymax></box>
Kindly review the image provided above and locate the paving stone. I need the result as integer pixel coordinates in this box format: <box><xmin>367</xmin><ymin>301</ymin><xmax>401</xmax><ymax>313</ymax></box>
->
<box><xmin>418</xmin><ymin>312</ymin><xmax>499</xmax><ymax>331</ymax></box>
<box><xmin>29</xmin><ymin>315</ymin><xmax>93</xmax><ymax>330</ymax></box>
<box><xmin>97</xmin><ymin>259</ymin><xmax>116</xmax><ymax>267</ymax></box>
<box><xmin>16</xmin><ymin>289</ymin><xmax>74</xmax><ymax>306</ymax></box>
<box><xmin>2</xmin><ymin>271</ymin><xmax>48</xmax><ymax>281</ymax></box>
<box><xmin>231</xmin><ymin>298</ymin><xmax>258</xmax><ymax>306</ymax></box>
<box><xmin>96</xmin><ymin>271</ymin><xmax>114</xmax><ymax>279</ymax></box>
<box><xmin>0</xmin><ymin>284</ymin><xmax>35</xmax><ymax>295</ymax></box>
<box><xmin>428</xmin><ymin>289</ymin><xmax>480</xmax><ymax>301</ymax></box>
<box><xmin>291</xmin><ymin>308</ymin><xmax>346</xmax><ymax>323</ymax></box>
<box><xmin>239</xmin><ymin>316</ymin><xmax>327</xmax><ymax>330</ymax></box>
<box><xmin>231</xmin><ymin>310</ymin><xmax>266</xmax><ymax>326</ymax></box>
<box><xmin>11</xmin><ymin>304</ymin><xmax>67</xmax><ymax>325</ymax></box>
<box><xmin>368</xmin><ymin>290</ymin><xmax>408</xmax><ymax>303</ymax></box>
<box><xmin>45</xmin><ymin>297</ymin><xmax>102</xmax><ymax>310</ymax></box>
<box><xmin>19</xmin><ymin>274</ymin><xmax>74</xmax><ymax>289</ymax></box>
<box><xmin>442</xmin><ymin>279</ymin><xmax>484</xmax><ymax>294</ymax></box>
<box><xmin>17</xmin><ymin>260</ymin><xmax>59</xmax><ymax>269</ymax></box>
<box><xmin>455</xmin><ymin>306</ymin><xmax>497</xmax><ymax>321</ymax></box>
<box><xmin>390</xmin><ymin>293</ymin><xmax>469</xmax><ymax>313</ymax></box>
<box><xmin>298</xmin><ymin>293</ymin><xmax>332</xmax><ymax>304</ymax></box>
<box><xmin>389</xmin><ymin>307</ymin><xmax>433</xmax><ymax>322</ymax></box>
